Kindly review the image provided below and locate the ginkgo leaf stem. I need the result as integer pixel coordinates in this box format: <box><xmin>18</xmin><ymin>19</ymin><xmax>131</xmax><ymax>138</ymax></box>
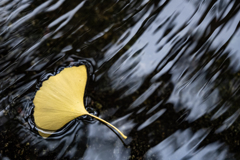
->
<box><xmin>87</xmin><ymin>113</ymin><xmax>127</xmax><ymax>139</ymax></box>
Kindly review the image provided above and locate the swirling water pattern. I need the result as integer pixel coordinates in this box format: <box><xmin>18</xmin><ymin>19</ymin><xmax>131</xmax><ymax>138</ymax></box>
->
<box><xmin>0</xmin><ymin>0</ymin><xmax>240</xmax><ymax>159</ymax></box>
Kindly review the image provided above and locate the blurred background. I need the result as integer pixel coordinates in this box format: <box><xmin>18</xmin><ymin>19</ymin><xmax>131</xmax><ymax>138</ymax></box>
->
<box><xmin>0</xmin><ymin>0</ymin><xmax>240</xmax><ymax>159</ymax></box>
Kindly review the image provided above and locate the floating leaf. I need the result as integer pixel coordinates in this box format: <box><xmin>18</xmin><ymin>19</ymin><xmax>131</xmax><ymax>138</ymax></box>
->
<box><xmin>33</xmin><ymin>65</ymin><xmax>127</xmax><ymax>139</ymax></box>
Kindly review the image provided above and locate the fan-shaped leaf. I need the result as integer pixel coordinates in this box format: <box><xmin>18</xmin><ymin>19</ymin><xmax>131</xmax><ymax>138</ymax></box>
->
<box><xmin>33</xmin><ymin>65</ymin><xmax>127</xmax><ymax>139</ymax></box>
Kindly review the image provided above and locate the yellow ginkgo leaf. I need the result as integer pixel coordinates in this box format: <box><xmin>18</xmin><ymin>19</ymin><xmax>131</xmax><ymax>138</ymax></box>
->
<box><xmin>33</xmin><ymin>65</ymin><xmax>127</xmax><ymax>139</ymax></box>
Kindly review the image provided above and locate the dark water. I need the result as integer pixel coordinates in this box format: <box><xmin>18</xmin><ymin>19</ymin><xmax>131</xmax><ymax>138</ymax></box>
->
<box><xmin>0</xmin><ymin>0</ymin><xmax>240</xmax><ymax>159</ymax></box>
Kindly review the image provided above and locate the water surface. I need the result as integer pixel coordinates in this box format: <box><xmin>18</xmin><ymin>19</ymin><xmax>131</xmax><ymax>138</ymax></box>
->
<box><xmin>0</xmin><ymin>0</ymin><xmax>240</xmax><ymax>159</ymax></box>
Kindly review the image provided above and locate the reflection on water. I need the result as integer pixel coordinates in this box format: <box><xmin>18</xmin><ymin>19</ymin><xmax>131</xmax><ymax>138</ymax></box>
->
<box><xmin>0</xmin><ymin>0</ymin><xmax>240</xmax><ymax>159</ymax></box>
<box><xmin>144</xmin><ymin>129</ymin><xmax>230</xmax><ymax>160</ymax></box>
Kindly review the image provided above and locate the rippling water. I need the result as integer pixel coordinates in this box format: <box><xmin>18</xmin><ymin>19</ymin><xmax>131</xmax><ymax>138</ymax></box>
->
<box><xmin>1</xmin><ymin>0</ymin><xmax>240</xmax><ymax>159</ymax></box>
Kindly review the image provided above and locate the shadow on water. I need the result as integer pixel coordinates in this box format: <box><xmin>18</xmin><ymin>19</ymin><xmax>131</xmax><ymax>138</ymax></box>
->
<box><xmin>0</xmin><ymin>0</ymin><xmax>240</xmax><ymax>159</ymax></box>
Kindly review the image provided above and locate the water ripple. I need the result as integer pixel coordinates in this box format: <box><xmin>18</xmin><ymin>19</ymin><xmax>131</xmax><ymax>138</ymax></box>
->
<box><xmin>1</xmin><ymin>0</ymin><xmax>240</xmax><ymax>159</ymax></box>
